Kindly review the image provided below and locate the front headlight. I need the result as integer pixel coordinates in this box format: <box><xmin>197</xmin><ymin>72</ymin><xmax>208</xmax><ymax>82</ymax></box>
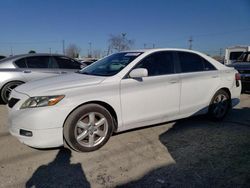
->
<box><xmin>20</xmin><ymin>95</ymin><xmax>65</xmax><ymax>109</ymax></box>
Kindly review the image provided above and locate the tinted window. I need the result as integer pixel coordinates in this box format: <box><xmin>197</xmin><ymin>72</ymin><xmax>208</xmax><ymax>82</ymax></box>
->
<box><xmin>54</xmin><ymin>56</ymin><xmax>81</xmax><ymax>69</ymax></box>
<box><xmin>229</xmin><ymin>51</ymin><xmax>243</xmax><ymax>60</ymax></box>
<box><xmin>237</xmin><ymin>52</ymin><xmax>250</xmax><ymax>62</ymax></box>
<box><xmin>15</xmin><ymin>58</ymin><xmax>27</xmax><ymax>68</ymax></box>
<box><xmin>26</xmin><ymin>56</ymin><xmax>50</xmax><ymax>68</ymax></box>
<box><xmin>204</xmin><ymin>59</ymin><xmax>216</xmax><ymax>71</ymax></box>
<box><xmin>178</xmin><ymin>52</ymin><xmax>204</xmax><ymax>73</ymax></box>
<box><xmin>135</xmin><ymin>52</ymin><xmax>175</xmax><ymax>76</ymax></box>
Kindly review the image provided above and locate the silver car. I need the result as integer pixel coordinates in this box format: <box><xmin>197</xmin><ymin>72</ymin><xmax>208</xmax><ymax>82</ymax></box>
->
<box><xmin>0</xmin><ymin>53</ymin><xmax>86</xmax><ymax>103</ymax></box>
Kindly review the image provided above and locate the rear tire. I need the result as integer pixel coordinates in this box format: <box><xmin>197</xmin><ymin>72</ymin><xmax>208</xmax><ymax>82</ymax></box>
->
<box><xmin>1</xmin><ymin>81</ymin><xmax>24</xmax><ymax>104</ymax></box>
<box><xmin>208</xmin><ymin>90</ymin><xmax>231</xmax><ymax>121</ymax></box>
<box><xmin>64</xmin><ymin>104</ymin><xmax>114</xmax><ymax>152</ymax></box>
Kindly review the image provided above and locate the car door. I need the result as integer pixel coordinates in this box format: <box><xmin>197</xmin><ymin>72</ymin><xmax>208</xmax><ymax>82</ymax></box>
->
<box><xmin>176</xmin><ymin>51</ymin><xmax>220</xmax><ymax>116</ymax></box>
<box><xmin>15</xmin><ymin>56</ymin><xmax>62</xmax><ymax>82</ymax></box>
<box><xmin>120</xmin><ymin>51</ymin><xmax>181</xmax><ymax>129</ymax></box>
<box><xmin>53</xmin><ymin>56</ymin><xmax>83</xmax><ymax>74</ymax></box>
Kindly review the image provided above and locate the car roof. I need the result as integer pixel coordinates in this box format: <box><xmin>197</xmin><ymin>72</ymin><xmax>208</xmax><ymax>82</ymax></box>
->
<box><xmin>122</xmin><ymin>48</ymin><xmax>203</xmax><ymax>54</ymax></box>
<box><xmin>0</xmin><ymin>53</ymin><xmax>66</xmax><ymax>63</ymax></box>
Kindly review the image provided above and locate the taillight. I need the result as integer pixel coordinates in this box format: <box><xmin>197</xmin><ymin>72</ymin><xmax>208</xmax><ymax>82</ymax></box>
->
<box><xmin>235</xmin><ymin>73</ymin><xmax>241</xmax><ymax>81</ymax></box>
<box><xmin>235</xmin><ymin>73</ymin><xmax>240</xmax><ymax>87</ymax></box>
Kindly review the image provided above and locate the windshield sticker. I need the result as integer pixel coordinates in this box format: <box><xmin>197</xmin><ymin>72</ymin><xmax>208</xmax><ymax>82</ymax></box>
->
<box><xmin>125</xmin><ymin>53</ymin><xmax>141</xmax><ymax>56</ymax></box>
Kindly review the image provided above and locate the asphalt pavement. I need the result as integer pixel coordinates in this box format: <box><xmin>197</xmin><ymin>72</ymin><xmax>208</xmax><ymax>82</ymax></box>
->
<box><xmin>0</xmin><ymin>94</ymin><xmax>249</xmax><ymax>188</ymax></box>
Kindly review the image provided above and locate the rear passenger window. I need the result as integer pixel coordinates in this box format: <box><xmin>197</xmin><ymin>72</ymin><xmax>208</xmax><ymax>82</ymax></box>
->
<box><xmin>204</xmin><ymin>59</ymin><xmax>216</xmax><ymax>71</ymax></box>
<box><xmin>15</xmin><ymin>58</ymin><xmax>27</xmax><ymax>68</ymax></box>
<box><xmin>178</xmin><ymin>52</ymin><xmax>204</xmax><ymax>73</ymax></box>
<box><xmin>26</xmin><ymin>56</ymin><xmax>50</xmax><ymax>68</ymax></box>
<box><xmin>135</xmin><ymin>51</ymin><xmax>175</xmax><ymax>76</ymax></box>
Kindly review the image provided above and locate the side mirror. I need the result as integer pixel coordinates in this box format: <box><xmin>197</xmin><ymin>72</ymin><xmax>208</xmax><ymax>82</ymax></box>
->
<box><xmin>129</xmin><ymin>68</ymin><xmax>148</xmax><ymax>78</ymax></box>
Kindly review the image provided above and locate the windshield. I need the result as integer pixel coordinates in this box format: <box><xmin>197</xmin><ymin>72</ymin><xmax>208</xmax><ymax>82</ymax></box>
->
<box><xmin>79</xmin><ymin>52</ymin><xmax>143</xmax><ymax>76</ymax></box>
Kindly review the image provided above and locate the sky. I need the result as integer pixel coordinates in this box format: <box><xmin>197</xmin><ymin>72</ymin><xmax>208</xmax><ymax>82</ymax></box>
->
<box><xmin>0</xmin><ymin>0</ymin><xmax>250</xmax><ymax>56</ymax></box>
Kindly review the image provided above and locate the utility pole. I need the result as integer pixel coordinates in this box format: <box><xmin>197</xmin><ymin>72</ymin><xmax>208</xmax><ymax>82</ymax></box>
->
<box><xmin>144</xmin><ymin>43</ymin><xmax>147</xmax><ymax>49</ymax></box>
<box><xmin>62</xmin><ymin>40</ymin><xmax>65</xmax><ymax>55</ymax></box>
<box><xmin>152</xmin><ymin>43</ymin><xmax>155</xmax><ymax>48</ymax></box>
<box><xmin>188</xmin><ymin>36</ymin><xmax>193</xmax><ymax>50</ymax></box>
<box><xmin>10</xmin><ymin>46</ymin><xmax>13</xmax><ymax>56</ymax></box>
<box><xmin>219</xmin><ymin>48</ymin><xmax>222</xmax><ymax>57</ymax></box>
<box><xmin>49</xmin><ymin>48</ymin><xmax>51</xmax><ymax>54</ymax></box>
<box><xmin>88</xmin><ymin>42</ymin><xmax>92</xmax><ymax>58</ymax></box>
<box><xmin>121</xmin><ymin>33</ymin><xmax>126</xmax><ymax>51</ymax></box>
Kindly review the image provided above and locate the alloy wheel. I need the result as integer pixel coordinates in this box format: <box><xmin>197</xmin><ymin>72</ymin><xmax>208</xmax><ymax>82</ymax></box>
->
<box><xmin>74</xmin><ymin>112</ymin><xmax>108</xmax><ymax>147</ymax></box>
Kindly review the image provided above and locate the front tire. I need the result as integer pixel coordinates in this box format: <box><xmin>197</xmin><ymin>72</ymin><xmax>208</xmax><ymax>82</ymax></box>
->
<box><xmin>64</xmin><ymin>104</ymin><xmax>114</xmax><ymax>152</ymax></box>
<box><xmin>208</xmin><ymin>90</ymin><xmax>231</xmax><ymax>121</ymax></box>
<box><xmin>1</xmin><ymin>81</ymin><xmax>24</xmax><ymax>104</ymax></box>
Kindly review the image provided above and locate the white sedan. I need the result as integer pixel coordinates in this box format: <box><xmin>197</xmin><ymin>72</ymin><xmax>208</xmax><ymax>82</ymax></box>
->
<box><xmin>8</xmin><ymin>49</ymin><xmax>241</xmax><ymax>152</ymax></box>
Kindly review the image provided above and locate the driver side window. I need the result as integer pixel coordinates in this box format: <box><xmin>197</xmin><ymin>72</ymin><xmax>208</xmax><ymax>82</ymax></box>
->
<box><xmin>135</xmin><ymin>51</ymin><xmax>175</xmax><ymax>76</ymax></box>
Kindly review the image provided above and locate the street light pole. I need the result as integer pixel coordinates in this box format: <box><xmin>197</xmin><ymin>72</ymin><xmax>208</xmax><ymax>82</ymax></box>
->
<box><xmin>62</xmin><ymin>40</ymin><xmax>65</xmax><ymax>55</ymax></box>
<box><xmin>88</xmin><ymin>42</ymin><xmax>92</xmax><ymax>57</ymax></box>
<box><xmin>188</xmin><ymin>36</ymin><xmax>193</xmax><ymax>50</ymax></box>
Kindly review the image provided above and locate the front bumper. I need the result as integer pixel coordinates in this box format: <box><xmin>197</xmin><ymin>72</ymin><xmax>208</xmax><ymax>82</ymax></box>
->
<box><xmin>9</xmin><ymin>126</ymin><xmax>63</xmax><ymax>148</ymax></box>
<box><xmin>7</xmin><ymin>89</ymin><xmax>71</xmax><ymax>148</ymax></box>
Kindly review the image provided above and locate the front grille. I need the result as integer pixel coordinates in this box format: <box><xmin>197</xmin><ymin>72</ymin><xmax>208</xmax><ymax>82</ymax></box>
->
<box><xmin>8</xmin><ymin>98</ymin><xmax>20</xmax><ymax>108</ymax></box>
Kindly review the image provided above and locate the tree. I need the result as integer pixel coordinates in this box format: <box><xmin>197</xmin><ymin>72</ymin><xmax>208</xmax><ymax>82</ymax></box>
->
<box><xmin>65</xmin><ymin>44</ymin><xmax>81</xmax><ymax>58</ymax></box>
<box><xmin>108</xmin><ymin>33</ymin><xmax>134</xmax><ymax>53</ymax></box>
<box><xmin>29</xmin><ymin>50</ymin><xmax>36</xmax><ymax>54</ymax></box>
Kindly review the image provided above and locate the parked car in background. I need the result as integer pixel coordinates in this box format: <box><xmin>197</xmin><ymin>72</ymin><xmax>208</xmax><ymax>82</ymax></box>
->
<box><xmin>228</xmin><ymin>51</ymin><xmax>250</xmax><ymax>92</ymax></box>
<box><xmin>0</xmin><ymin>55</ymin><xmax>6</xmax><ymax>60</ymax></box>
<box><xmin>81</xmin><ymin>58</ymin><xmax>98</xmax><ymax>66</ymax></box>
<box><xmin>8</xmin><ymin>49</ymin><xmax>241</xmax><ymax>152</ymax></box>
<box><xmin>0</xmin><ymin>53</ymin><xmax>86</xmax><ymax>103</ymax></box>
<box><xmin>224</xmin><ymin>46</ymin><xmax>250</xmax><ymax>65</ymax></box>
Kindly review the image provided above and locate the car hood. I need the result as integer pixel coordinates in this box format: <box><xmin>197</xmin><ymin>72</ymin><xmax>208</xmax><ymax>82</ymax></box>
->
<box><xmin>228</xmin><ymin>62</ymin><xmax>250</xmax><ymax>69</ymax></box>
<box><xmin>15</xmin><ymin>73</ymin><xmax>106</xmax><ymax>96</ymax></box>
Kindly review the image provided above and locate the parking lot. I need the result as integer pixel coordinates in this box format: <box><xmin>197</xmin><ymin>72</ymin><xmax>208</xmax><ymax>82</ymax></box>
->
<box><xmin>0</xmin><ymin>94</ymin><xmax>249</xmax><ymax>187</ymax></box>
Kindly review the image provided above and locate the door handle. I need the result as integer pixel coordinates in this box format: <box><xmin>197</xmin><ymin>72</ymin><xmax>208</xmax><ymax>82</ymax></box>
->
<box><xmin>23</xmin><ymin>70</ymin><xmax>31</xmax><ymax>73</ymax></box>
